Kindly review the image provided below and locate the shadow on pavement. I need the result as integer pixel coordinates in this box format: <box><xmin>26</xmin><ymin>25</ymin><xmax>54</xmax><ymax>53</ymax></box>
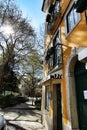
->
<box><xmin>7</xmin><ymin>120</ymin><xmax>26</xmax><ymax>130</ymax></box>
<box><xmin>0</xmin><ymin>101</ymin><xmax>41</xmax><ymax>116</ymax></box>
<box><xmin>0</xmin><ymin>101</ymin><xmax>43</xmax><ymax>130</ymax></box>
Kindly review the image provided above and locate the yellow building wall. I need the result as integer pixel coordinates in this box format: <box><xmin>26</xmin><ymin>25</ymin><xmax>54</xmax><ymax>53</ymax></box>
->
<box><xmin>62</xmin><ymin>48</ymin><xmax>71</xmax><ymax>124</ymax></box>
<box><xmin>60</xmin><ymin>0</ymin><xmax>70</xmax><ymax>15</ymax></box>
<box><xmin>61</xmin><ymin>13</ymin><xmax>87</xmax><ymax>47</ymax></box>
<box><xmin>49</xmin><ymin>83</ymin><xmax>53</xmax><ymax>118</ymax></box>
<box><xmin>43</xmin><ymin>0</ymin><xmax>87</xmax><ymax>128</ymax></box>
<box><xmin>66</xmin><ymin>13</ymin><xmax>87</xmax><ymax>47</ymax></box>
<box><xmin>60</xmin><ymin>7</ymin><xmax>87</xmax><ymax>125</ymax></box>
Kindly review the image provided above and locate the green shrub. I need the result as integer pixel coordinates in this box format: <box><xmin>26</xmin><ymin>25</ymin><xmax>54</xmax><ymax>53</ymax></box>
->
<box><xmin>0</xmin><ymin>95</ymin><xmax>29</xmax><ymax>108</ymax></box>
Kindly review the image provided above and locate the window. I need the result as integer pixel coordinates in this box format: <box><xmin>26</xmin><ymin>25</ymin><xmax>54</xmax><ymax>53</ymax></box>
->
<box><xmin>66</xmin><ymin>3</ymin><xmax>80</xmax><ymax>34</ymax></box>
<box><xmin>53</xmin><ymin>30</ymin><xmax>62</xmax><ymax>67</ymax></box>
<box><xmin>54</xmin><ymin>45</ymin><xmax>62</xmax><ymax>65</ymax></box>
<box><xmin>49</xmin><ymin>55</ymin><xmax>53</xmax><ymax>70</ymax></box>
<box><xmin>45</xmin><ymin>86</ymin><xmax>50</xmax><ymax>111</ymax></box>
<box><xmin>54</xmin><ymin>1</ymin><xmax>60</xmax><ymax>14</ymax></box>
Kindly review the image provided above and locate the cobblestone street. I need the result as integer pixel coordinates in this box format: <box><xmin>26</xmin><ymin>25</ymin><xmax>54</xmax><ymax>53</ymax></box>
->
<box><xmin>0</xmin><ymin>100</ymin><xmax>45</xmax><ymax>130</ymax></box>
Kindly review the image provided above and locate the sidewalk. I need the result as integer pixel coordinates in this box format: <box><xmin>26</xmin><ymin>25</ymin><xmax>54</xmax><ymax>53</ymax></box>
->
<box><xmin>0</xmin><ymin>100</ymin><xmax>45</xmax><ymax>130</ymax></box>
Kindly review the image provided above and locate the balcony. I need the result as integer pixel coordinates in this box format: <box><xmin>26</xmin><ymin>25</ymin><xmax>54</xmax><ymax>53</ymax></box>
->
<box><xmin>46</xmin><ymin>1</ymin><xmax>61</xmax><ymax>34</ymax></box>
<box><xmin>45</xmin><ymin>47</ymin><xmax>54</xmax><ymax>64</ymax></box>
<box><xmin>47</xmin><ymin>22</ymin><xmax>55</xmax><ymax>33</ymax></box>
<box><xmin>45</xmin><ymin>44</ymin><xmax>63</xmax><ymax>72</ymax></box>
<box><xmin>75</xmin><ymin>0</ymin><xmax>87</xmax><ymax>13</ymax></box>
<box><xmin>42</xmin><ymin>0</ymin><xmax>51</xmax><ymax>12</ymax></box>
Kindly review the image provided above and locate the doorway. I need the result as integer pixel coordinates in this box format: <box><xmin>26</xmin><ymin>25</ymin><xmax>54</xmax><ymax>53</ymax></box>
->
<box><xmin>53</xmin><ymin>84</ymin><xmax>62</xmax><ymax>130</ymax></box>
<box><xmin>75</xmin><ymin>61</ymin><xmax>87</xmax><ymax>130</ymax></box>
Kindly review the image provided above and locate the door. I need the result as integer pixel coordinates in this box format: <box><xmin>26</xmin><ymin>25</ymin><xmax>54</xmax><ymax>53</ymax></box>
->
<box><xmin>57</xmin><ymin>84</ymin><xmax>62</xmax><ymax>130</ymax></box>
<box><xmin>53</xmin><ymin>84</ymin><xmax>62</xmax><ymax>130</ymax></box>
<box><xmin>75</xmin><ymin>61</ymin><xmax>87</xmax><ymax>130</ymax></box>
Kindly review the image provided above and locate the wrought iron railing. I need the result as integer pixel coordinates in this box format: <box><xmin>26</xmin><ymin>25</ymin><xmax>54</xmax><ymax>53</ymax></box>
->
<box><xmin>46</xmin><ymin>1</ymin><xmax>61</xmax><ymax>33</ymax></box>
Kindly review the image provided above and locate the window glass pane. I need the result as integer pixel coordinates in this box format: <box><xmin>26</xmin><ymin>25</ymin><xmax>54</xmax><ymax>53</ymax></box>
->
<box><xmin>54</xmin><ymin>1</ymin><xmax>60</xmax><ymax>14</ymax></box>
<box><xmin>53</xmin><ymin>30</ymin><xmax>62</xmax><ymax>67</ymax></box>
<box><xmin>66</xmin><ymin>4</ymin><xmax>80</xmax><ymax>33</ymax></box>
<box><xmin>50</xmin><ymin>55</ymin><xmax>53</xmax><ymax>70</ymax></box>
<box><xmin>53</xmin><ymin>45</ymin><xmax>62</xmax><ymax>66</ymax></box>
<box><xmin>45</xmin><ymin>86</ymin><xmax>50</xmax><ymax>110</ymax></box>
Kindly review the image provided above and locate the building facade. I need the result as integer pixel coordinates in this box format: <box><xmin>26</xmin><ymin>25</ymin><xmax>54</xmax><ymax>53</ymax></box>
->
<box><xmin>41</xmin><ymin>0</ymin><xmax>87</xmax><ymax>130</ymax></box>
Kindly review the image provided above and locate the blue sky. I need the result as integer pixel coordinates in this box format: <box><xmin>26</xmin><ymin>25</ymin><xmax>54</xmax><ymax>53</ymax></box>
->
<box><xmin>15</xmin><ymin>0</ymin><xmax>45</xmax><ymax>30</ymax></box>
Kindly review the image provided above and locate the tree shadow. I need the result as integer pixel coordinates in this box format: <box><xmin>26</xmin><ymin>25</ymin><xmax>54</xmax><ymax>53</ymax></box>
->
<box><xmin>7</xmin><ymin>119</ymin><xmax>44</xmax><ymax>130</ymax></box>
<box><xmin>7</xmin><ymin>120</ymin><xmax>26</xmax><ymax>130</ymax></box>
<box><xmin>0</xmin><ymin>101</ymin><xmax>41</xmax><ymax>117</ymax></box>
<box><xmin>0</xmin><ymin>101</ymin><xmax>42</xmax><ymax>129</ymax></box>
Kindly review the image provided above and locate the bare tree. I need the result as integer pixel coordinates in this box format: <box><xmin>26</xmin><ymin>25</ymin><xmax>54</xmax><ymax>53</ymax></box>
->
<box><xmin>36</xmin><ymin>23</ymin><xmax>45</xmax><ymax>57</ymax></box>
<box><xmin>18</xmin><ymin>51</ymin><xmax>43</xmax><ymax>97</ymax></box>
<box><xmin>0</xmin><ymin>0</ymin><xmax>36</xmax><ymax>88</ymax></box>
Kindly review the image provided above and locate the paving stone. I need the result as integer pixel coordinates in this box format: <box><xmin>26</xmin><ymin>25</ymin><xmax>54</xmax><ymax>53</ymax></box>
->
<box><xmin>0</xmin><ymin>100</ymin><xmax>45</xmax><ymax>130</ymax></box>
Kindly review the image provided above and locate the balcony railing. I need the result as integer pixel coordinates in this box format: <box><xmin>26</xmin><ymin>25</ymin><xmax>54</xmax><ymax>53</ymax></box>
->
<box><xmin>46</xmin><ymin>1</ymin><xmax>61</xmax><ymax>33</ymax></box>
<box><xmin>45</xmin><ymin>47</ymin><xmax>54</xmax><ymax>64</ymax></box>
<box><xmin>47</xmin><ymin>22</ymin><xmax>55</xmax><ymax>33</ymax></box>
<box><xmin>45</xmin><ymin>45</ymin><xmax>62</xmax><ymax>72</ymax></box>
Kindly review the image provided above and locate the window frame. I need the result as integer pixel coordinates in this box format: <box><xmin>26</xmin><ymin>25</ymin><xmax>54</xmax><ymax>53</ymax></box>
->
<box><xmin>53</xmin><ymin>1</ymin><xmax>60</xmax><ymax>15</ymax></box>
<box><xmin>65</xmin><ymin>1</ymin><xmax>81</xmax><ymax>36</ymax></box>
<box><xmin>45</xmin><ymin>86</ymin><xmax>50</xmax><ymax>111</ymax></box>
<box><xmin>53</xmin><ymin>29</ymin><xmax>62</xmax><ymax>68</ymax></box>
<box><xmin>53</xmin><ymin>44</ymin><xmax>62</xmax><ymax>66</ymax></box>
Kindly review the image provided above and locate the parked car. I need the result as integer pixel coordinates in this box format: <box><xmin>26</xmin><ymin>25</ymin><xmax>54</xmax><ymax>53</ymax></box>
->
<box><xmin>0</xmin><ymin>115</ymin><xmax>7</xmax><ymax>130</ymax></box>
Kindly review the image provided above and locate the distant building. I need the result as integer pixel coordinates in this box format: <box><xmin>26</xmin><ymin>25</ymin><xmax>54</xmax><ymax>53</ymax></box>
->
<box><xmin>41</xmin><ymin>0</ymin><xmax>87</xmax><ymax>130</ymax></box>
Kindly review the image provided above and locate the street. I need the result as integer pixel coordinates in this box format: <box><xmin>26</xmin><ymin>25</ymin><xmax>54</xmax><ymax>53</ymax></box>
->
<box><xmin>0</xmin><ymin>99</ymin><xmax>45</xmax><ymax>130</ymax></box>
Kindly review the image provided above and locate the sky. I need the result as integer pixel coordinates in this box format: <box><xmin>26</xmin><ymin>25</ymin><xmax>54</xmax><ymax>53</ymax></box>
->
<box><xmin>15</xmin><ymin>0</ymin><xmax>45</xmax><ymax>30</ymax></box>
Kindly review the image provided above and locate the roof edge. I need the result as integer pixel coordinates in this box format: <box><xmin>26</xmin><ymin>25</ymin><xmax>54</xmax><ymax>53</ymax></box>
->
<box><xmin>41</xmin><ymin>0</ymin><xmax>46</xmax><ymax>12</ymax></box>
